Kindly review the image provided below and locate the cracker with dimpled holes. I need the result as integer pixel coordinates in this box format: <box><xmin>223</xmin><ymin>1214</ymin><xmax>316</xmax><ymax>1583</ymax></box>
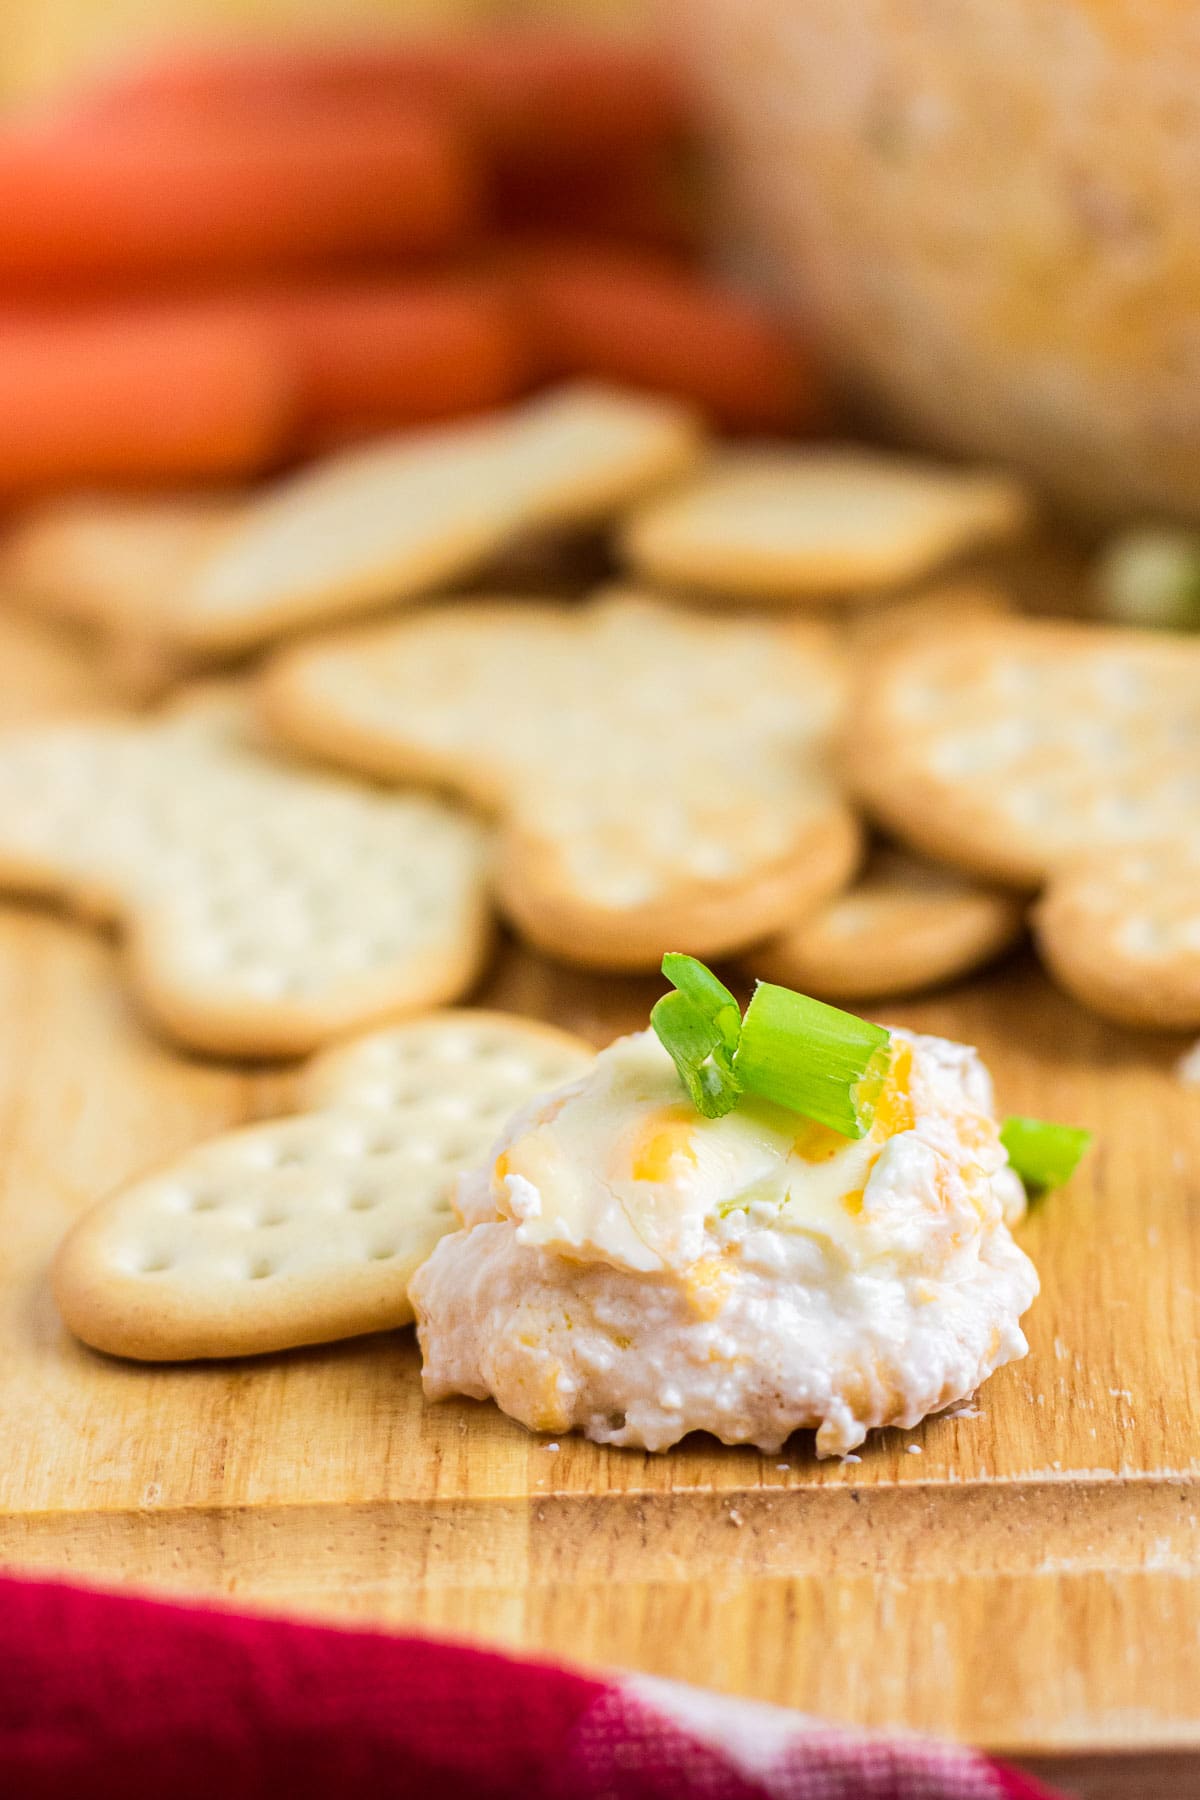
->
<box><xmin>1</xmin><ymin>491</ymin><xmax>245</xmax><ymax>699</ymax></box>
<box><xmin>621</xmin><ymin>447</ymin><xmax>1032</xmax><ymax>603</ymax></box>
<box><xmin>261</xmin><ymin>590</ymin><xmax>861</xmax><ymax>970</ymax></box>
<box><xmin>845</xmin><ymin>619</ymin><xmax>1200</xmax><ymax>1028</ymax></box>
<box><xmin>168</xmin><ymin>382</ymin><xmax>704</xmax><ymax>657</ymax></box>
<box><xmin>1036</xmin><ymin>838</ymin><xmax>1200</xmax><ymax>1030</ymax></box>
<box><xmin>747</xmin><ymin>846</ymin><xmax>1024</xmax><ymax>1002</ymax></box>
<box><xmin>54</xmin><ymin>1010</ymin><xmax>594</xmax><ymax>1360</ymax></box>
<box><xmin>0</xmin><ymin>688</ymin><xmax>491</xmax><ymax>1057</ymax></box>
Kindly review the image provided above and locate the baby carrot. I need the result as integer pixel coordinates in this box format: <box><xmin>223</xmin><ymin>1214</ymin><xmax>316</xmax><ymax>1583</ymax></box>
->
<box><xmin>261</xmin><ymin>275</ymin><xmax>529</xmax><ymax>443</ymax></box>
<box><xmin>509</xmin><ymin>243</ymin><xmax>825</xmax><ymax>434</ymax></box>
<box><xmin>0</xmin><ymin>303</ymin><xmax>292</xmax><ymax>490</ymax></box>
<box><xmin>388</xmin><ymin>32</ymin><xmax>690</xmax><ymax>169</ymax></box>
<box><xmin>0</xmin><ymin>101</ymin><xmax>476</xmax><ymax>282</ymax></box>
<box><xmin>492</xmin><ymin>147</ymin><xmax>700</xmax><ymax>254</ymax></box>
<box><xmin>71</xmin><ymin>32</ymin><xmax>688</xmax><ymax>171</ymax></box>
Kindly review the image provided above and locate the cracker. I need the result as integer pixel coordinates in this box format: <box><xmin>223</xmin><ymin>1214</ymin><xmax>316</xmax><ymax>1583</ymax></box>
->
<box><xmin>171</xmin><ymin>383</ymin><xmax>704</xmax><ymax>655</ymax></box>
<box><xmin>841</xmin><ymin>580</ymin><xmax>1015</xmax><ymax>661</ymax></box>
<box><xmin>53</xmin><ymin>1011</ymin><xmax>594</xmax><ymax>1360</ymax></box>
<box><xmin>1</xmin><ymin>492</ymin><xmax>242</xmax><ymax>639</ymax></box>
<box><xmin>1</xmin><ymin>493</ymin><xmax>244</xmax><ymax>699</ymax></box>
<box><xmin>261</xmin><ymin>590</ymin><xmax>861</xmax><ymax>969</ymax></box>
<box><xmin>0</xmin><ymin>690</ymin><xmax>490</xmax><ymax>1056</ymax></box>
<box><xmin>622</xmin><ymin>448</ymin><xmax>1032</xmax><ymax>601</ymax></box>
<box><xmin>1035</xmin><ymin>840</ymin><xmax>1200</xmax><ymax>1031</ymax></box>
<box><xmin>846</xmin><ymin>619</ymin><xmax>1200</xmax><ymax>1028</ymax></box>
<box><xmin>846</xmin><ymin>619</ymin><xmax>1200</xmax><ymax>886</ymax></box>
<box><xmin>746</xmin><ymin>847</ymin><xmax>1024</xmax><ymax>1001</ymax></box>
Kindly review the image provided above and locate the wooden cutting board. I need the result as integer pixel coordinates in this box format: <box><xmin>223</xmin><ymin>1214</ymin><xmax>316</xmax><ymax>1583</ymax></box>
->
<box><xmin>0</xmin><ymin>607</ymin><xmax>1196</xmax><ymax>1797</ymax></box>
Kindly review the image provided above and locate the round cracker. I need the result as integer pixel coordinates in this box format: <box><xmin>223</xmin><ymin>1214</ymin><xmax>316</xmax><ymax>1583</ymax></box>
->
<box><xmin>746</xmin><ymin>848</ymin><xmax>1024</xmax><ymax>1000</ymax></box>
<box><xmin>845</xmin><ymin>619</ymin><xmax>1200</xmax><ymax>886</ymax></box>
<box><xmin>53</xmin><ymin>1010</ymin><xmax>594</xmax><ymax>1361</ymax></box>
<box><xmin>1035</xmin><ymin>841</ymin><xmax>1200</xmax><ymax>1031</ymax></box>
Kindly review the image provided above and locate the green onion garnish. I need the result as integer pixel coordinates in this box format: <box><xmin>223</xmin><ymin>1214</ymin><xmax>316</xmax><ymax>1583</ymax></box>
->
<box><xmin>733</xmin><ymin>980</ymin><xmax>892</xmax><ymax>1139</ymax></box>
<box><xmin>652</xmin><ymin>957</ymin><xmax>1091</xmax><ymax>1183</ymax></box>
<box><xmin>650</xmin><ymin>956</ymin><xmax>742</xmax><ymax>1119</ymax></box>
<box><xmin>661</xmin><ymin>951</ymin><xmax>742</xmax><ymax>1054</ymax></box>
<box><xmin>1000</xmin><ymin>1115</ymin><xmax>1092</xmax><ymax>1195</ymax></box>
<box><xmin>651</xmin><ymin>954</ymin><xmax>890</xmax><ymax>1136</ymax></box>
<box><xmin>1095</xmin><ymin>528</ymin><xmax>1200</xmax><ymax>631</ymax></box>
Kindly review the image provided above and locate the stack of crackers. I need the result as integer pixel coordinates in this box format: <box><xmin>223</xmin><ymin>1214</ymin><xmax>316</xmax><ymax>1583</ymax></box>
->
<box><xmin>0</xmin><ymin>376</ymin><xmax>1194</xmax><ymax>1364</ymax></box>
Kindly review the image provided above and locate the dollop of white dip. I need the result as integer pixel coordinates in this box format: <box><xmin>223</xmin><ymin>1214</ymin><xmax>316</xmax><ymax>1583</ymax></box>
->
<box><xmin>409</xmin><ymin>1027</ymin><xmax>1038</xmax><ymax>1456</ymax></box>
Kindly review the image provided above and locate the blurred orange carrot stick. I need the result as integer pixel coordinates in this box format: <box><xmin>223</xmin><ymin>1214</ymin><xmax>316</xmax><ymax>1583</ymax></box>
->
<box><xmin>382</xmin><ymin>33</ymin><xmax>690</xmax><ymax>168</ymax></box>
<box><xmin>508</xmin><ymin>243</ymin><xmax>825</xmax><ymax>435</ymax></box>
<box><xmin>0</xmin><ymin>102</ymin><xmax>476</xmax><ymax>283</ymax></box>
<box><xmin>491</xmin><ymin>148</ymin><xmax>700</xmax><ymax>255</ymax></box>
<box><xmin>261</xmin><ymin>275</ymin><xmax>530</xmax><ymax>443</ymax></box>
<box><xmin>71</xmin><ymin>33</ymin><xmax>688</xmax><ymax>171</ymax></box>
<box><xmin>0</xmin><ymin>304</ymin><xmax>291</xmax><ymax>489</ymax></box>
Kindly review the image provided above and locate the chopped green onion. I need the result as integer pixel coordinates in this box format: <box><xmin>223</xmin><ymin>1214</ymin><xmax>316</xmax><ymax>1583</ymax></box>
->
<box><xmin>652</xmin><ymin>961</ymin><xmax>1091</xmax><ymax>1185</ymax></box>
<box><xmin>661</xmin><ymin>951</ymin><xmax>741</xmax><ymax>1054</ymax></box>
<box><xmin>733</xmin><ymin>980</ymin><xmax>892</xmax><ymax>1139</ymax></box>
<box><xmin>1095</xmin><ymin>528</ymin><xmax>1200</xmax><ymax>631</ymax></box>
<box><xmin>1000</xmin><ymin>1115</ymin><xmax>1092</xmax><ymax>1195</ymax></box>
<box><xmin>650</xmin><ymin>986</ymin><xmax>741</xmax><ymax>1119</ymax></box>
<box><xmin>651</xmin><ymin>955</ymin><xmax>894</xmax><ymax>1134</ymax></box>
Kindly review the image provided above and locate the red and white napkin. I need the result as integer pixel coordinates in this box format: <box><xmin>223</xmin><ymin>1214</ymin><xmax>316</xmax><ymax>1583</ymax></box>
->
<box><xmin>0</xmin><ymin>1573</ymin><xmax>1060</xmax><ymax>1798</ymax></box>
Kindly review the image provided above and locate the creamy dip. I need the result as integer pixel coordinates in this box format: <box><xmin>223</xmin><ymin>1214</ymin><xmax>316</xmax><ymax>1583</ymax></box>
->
<box><xmin>409</xmin><ymin>1027</ymin><xmax>1038</xmax><ymax>1456</ymax></box>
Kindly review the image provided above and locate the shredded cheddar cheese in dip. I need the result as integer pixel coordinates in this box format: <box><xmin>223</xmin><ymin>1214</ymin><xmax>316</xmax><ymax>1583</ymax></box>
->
<box><xmin>409</xmin><ymin>1028</ymin><xmax>1037</xmax><ymax>1456</ymax></box>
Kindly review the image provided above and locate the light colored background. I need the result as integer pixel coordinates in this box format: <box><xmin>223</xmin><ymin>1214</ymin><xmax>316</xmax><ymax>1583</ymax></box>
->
<box><xmin>0</xmin><ymin>0</ymin><xmax>648</xmax><ymax>105</ymax></box>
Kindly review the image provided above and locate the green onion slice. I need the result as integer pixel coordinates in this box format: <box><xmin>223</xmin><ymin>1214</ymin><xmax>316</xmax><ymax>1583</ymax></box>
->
<box><xmin>650</xmin><ymin>981</ymin><xmax>742</xmax><ymax>1119</ymax></box>
<box><xmin>652</xmin><ymin>959</ymin><xmax>1092</xmax><ymax>1178</ymax></box>
<box><xmin>733</xmin><ymin>980</ymin><xmax>892</xmax><ymax>1139</ymax></box>
<box><xmin>660</xmin><ymin>952</ymin><xmax>741</xmax><ymax>1054</ymax></box>
<box><xmin>1096</xmin><ymin>528</ymin><xmax>1200</xmax><ymax>632</ymax></box>
<box><xmin>1000</xmin><ymin>1115</ymin><xmax>1092</xmax><ymax>1195</ymax></box>
<box><xmin>652</xmin><ymin>955</ymin><xmax>893</xmax><ymax>1134</ymax></box>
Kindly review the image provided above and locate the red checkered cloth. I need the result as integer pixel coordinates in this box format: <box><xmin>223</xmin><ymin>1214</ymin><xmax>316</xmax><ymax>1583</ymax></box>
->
<box><xmin>0</xmin><ymin>1573</ymin><xmax>1060</xmax><ymax>1798</ymax></box>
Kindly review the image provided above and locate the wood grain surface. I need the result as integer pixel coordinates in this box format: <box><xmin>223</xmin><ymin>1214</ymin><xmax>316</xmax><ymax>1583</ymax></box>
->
<box><xmin>0</xmin><ymin>605</ymin><xmax>1196</xmax><ymax>1794</ymax></box>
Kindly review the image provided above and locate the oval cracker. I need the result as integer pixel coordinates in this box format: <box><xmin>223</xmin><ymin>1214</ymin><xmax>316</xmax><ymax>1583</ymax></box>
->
<box><xmin>623</xmin><ymin>448</ymin><xmax>1031</xmax><ymax>602</ymax></box>
<box><xmin>747</xmin><ymin>848</ymin><xmax>1024</xmax><ymax>1000</ymax></box>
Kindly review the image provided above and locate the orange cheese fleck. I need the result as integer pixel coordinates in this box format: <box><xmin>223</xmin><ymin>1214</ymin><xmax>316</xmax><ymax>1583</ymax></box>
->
<box><xmin>629</xmin><ymin>1105</ymin><xmax>698</xmax><ymax>1183</ymax></box>
<box><xmin>529</xmin><ymin>1363</ymin><xmax>571</xmax><ymax>1434</ymax></box>
<box><xmin>791</xmin><ymin>1117</ymin><xmax>847</xmax><ymax>1163</ymax></box>
<box><xmin>684</xmin><ymin>1255</ymin><xmax>730</xmax><ymax>1320</ymax></box>
<box><xmin>873</xmin><ymin>1041</ymin><xmax>916</xmax><ymax>1137</ymax></box>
